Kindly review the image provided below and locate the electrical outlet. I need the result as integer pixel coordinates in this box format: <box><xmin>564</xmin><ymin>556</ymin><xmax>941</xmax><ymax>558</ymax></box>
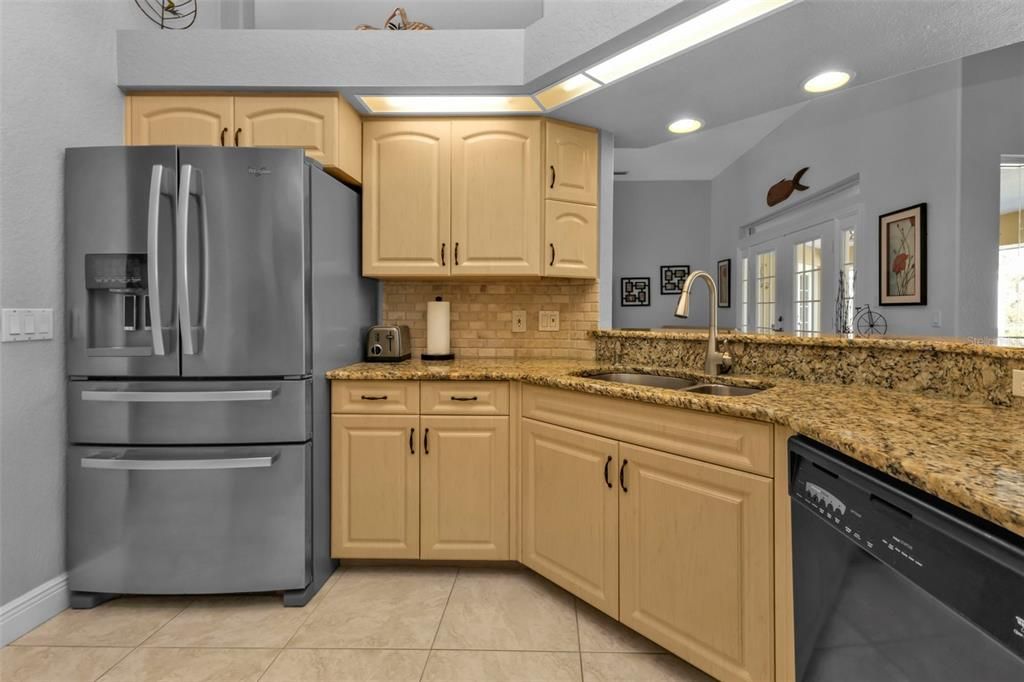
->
<box><xmin>539</xmin><ymin>310</ymin><xmax>560</xmax><ymax>332</ymax></box>
<box><xmin>512</xmin><ymin>310</ymin><xmax>527</xmax><ymax>333</ymax></box>
<box><xmin>1013</xmin><ymin>370</ymin><xmax>1024</xmax><ymax>398</ymax></box>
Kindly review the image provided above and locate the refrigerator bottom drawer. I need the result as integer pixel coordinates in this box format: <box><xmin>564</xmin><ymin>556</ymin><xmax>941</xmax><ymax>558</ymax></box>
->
<box><xmin>67</xmin><ymin>443</ymin><xmax>311</xmax><ymax>595</ymax></box>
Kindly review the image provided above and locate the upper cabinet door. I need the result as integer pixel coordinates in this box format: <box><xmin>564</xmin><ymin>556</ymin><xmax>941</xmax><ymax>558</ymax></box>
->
<box><xmin>451</xmin><ymin>119</ymin><xmax>542</xmax><ymax>276</ymax></box>
<box><xmin>545</xmin><ymin>120</ymin><xmax>598</xmax><ymax>205</ymax></box>
<box><xmin>544</xmin><ymin>200</ymin><xmax>598</xmax><ymax>279</ymax></box>
<box><xmin>233</xmin><ymin>95</ymin><xmax>338</xmax><ymax>166</ymax></box>
<box><xmin>363</xmin><ymin>120</ymin><xmax>452</xmax><ymax>277</ymax></box>
<box><xmin>128</xmin><ymin>95</ymin><xmax>233</xmax><ymax>147</ymax></box>
<box><xmin>618</xmin><ymin>443</ymin><xmax>773</xmax><ymax>682</ymax></box>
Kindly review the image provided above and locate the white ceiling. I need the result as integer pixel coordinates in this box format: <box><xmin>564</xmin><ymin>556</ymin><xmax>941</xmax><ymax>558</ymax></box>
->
<box><xmin>613</xmin><ymin>102</ymin><xmax>804</xmax><ymax>180</ymax></box>
<box><xmin>253</xmin><ymin>0</ymin><xmax>545</xmax><ymax>30</ymax></box>
<box><xmin>557</xmin><ymin>0</ymin><xmax>1024</xmax><ymax>148</ymax></box>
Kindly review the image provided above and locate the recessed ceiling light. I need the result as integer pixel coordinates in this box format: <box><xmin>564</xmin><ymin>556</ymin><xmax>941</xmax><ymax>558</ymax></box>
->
<box><xmin>535</xmin><ymin>73</ymin><xmax>602</xmax><ymax>110</ymax></box>
<box><xmin>668</xmin><ymin>118</ymin><xmax>703</xmax><ymax>134</ymax></box>
<box><xmin>803</xmin><ymin>70</ymin><xmax>852</xmax><ymax>93</ymax></box>
<box><xmin>585</xmin><ymin>0</ymin><xmax>797</xmax><ymax>84</ymax></box>
<box><xmin>359</xmin><ymin>95</ymin><xmax>541</xmax><ymax>114</ymax></box>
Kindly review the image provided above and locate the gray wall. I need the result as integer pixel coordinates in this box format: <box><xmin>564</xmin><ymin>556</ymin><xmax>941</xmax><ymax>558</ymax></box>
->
<box><xmin>958</xmin><ymin>42</ymin><xmax>1024</xmax><ymax>338</ymax></box>
<box><xmin>612</xmin><ymin>181</ymin><xmax>711</xmax><ymax>329</ymax></box>
<box><xmin>0</xmin><ymin>1</ymin><xmax>221</xmax><ymax>606</ymax></box>
<box><xmin>709</xmin><ymin>61</ymin><xmax>963</xmax><ymax>336</ymax></box>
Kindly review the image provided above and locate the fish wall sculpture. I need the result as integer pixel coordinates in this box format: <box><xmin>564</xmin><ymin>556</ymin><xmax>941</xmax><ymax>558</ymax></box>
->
<box><xmin>766</xmin><ymin>167</ymin><xmax>810</xmax><ymax>207</ymax></box>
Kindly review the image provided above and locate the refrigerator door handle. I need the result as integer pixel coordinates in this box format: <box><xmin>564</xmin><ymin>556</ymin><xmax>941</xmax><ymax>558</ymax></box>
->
<box><xmin>81</xmin><ymin>452</ymin><xmax>279</xmax><ymax>471</ymax></box>
<box><xmin>147</xmin><ymin>165</ymin><xmax>172</xmax><ymax>356</ymax></box>
<box><xmin>177</xmin><ymin>164</ymin><xmax>207</xmax><ymax>355</ymax></box>
<box><xmin>80</xmin><ymin>389</ymin><xmax>278</xmax><ymax>403</ymax></box>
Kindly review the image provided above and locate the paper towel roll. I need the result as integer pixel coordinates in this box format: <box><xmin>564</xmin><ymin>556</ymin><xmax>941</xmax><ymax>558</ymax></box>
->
<box><xmin>427</xmin><ymin>298</ymin><xmax>451</xmax><ymax>356</ymax></box>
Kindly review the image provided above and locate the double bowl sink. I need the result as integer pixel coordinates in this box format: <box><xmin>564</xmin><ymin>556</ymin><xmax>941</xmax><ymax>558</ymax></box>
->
<box><xmin>584</xmin><ymin>372</ymin><xmax>765</xmax><ymax>397</ymax></box>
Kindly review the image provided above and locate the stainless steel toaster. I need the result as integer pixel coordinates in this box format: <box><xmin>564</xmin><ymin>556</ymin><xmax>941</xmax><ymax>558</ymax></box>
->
<box><xmin>365</xmin><ymin>325</ymin><xmax>412</xmax><ymax>362</ymax></box>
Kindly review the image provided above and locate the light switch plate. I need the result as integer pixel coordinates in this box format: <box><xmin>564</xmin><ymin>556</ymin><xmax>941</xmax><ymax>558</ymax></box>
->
<box><xmin>539</xmin><ymin>310</ymin><xmax>559</xmax><ymax>332</ymax></box>
<box><xmin>512</xmin><ymin>310</ymin><xmax>527</xmax><ymax>333</ymax></box>
<box><xmin>1013</xmin><ymin>369</ymin><xmax>1024</xmax><ymax>398</ymax></box>
<box><xmin>1</xmin><ymin>308</ymin><xmax>54</xmax><ymax>342</ymax></box>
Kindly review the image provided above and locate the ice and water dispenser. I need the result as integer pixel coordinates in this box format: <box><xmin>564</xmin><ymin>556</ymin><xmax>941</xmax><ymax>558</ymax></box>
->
<box><xmin>84</xmin><ymin>253</ymin><xmax>153</xmax><ymax>355</ymax></box>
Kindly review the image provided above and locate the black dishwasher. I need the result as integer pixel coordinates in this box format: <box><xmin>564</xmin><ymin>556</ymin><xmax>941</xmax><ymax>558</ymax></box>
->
<box><xmin>789</xmin><ymin>436</ymin><xmax>1024</xmax><ymax>682</ymax></box>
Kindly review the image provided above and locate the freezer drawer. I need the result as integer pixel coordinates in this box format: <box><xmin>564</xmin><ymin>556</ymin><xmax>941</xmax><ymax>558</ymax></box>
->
<box><xmin>67</xmin><ymin>443</ymin><xmax>311</xmax><ymax>595</ymax></box>
<box><xmin>68</xmin><ymin>379</ymin><xmax>311</xmax><ymax>445</ymax></box>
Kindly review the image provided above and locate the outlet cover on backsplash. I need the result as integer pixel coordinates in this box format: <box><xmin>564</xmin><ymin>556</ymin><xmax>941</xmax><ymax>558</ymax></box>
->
<box><xmin>1013</xmin><ymin>370</ymin><xmax>1024</xmax><ymax>398</ymax></box>
<box><xmin>512</xmin><ymin>310</ymin><xmax>527</xmax><ymax>333</ymax></box>
<box><xmin>539</xmin><ymin>311</ymin><xmax>559</xmax><ymax>331</ymax></box>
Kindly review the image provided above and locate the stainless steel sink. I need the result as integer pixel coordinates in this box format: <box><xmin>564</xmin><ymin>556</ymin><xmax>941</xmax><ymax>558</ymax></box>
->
<box><xmin>586</xmin><ymin>373</ymin><xmax>699</xmax><ymax>390</ymax></box>
<box><xmin>683</xmin><ymin>384</ymin><xmax>764</xmax><ymax>397</ymax></box>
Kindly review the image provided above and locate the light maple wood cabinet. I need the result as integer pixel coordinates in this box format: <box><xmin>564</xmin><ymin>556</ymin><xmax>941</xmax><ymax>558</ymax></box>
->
<box><xmin>545</xmin><ymin>120</ymin><xmax>599</xmax><ymax>205</ymax></box>
<box><xmin>619</xmin><ymin>443</ymin><xmax>773</xmax><ymax>682</ymax></box>
<box><xmin>127</xmin><ymin>95</ymin><xmax>234</xmax><ymax>147</ymax></box>
<box><xmin>331</xmin><ymin>380</ymin><xmax>510</xmax><ymax>561</ymax></box>
<box><xmin>331</xmin><ymin>414</ymin><xmax>420</xmax><ymax>559</ymax></box>
<box><xmin>360</xmin><ymin>117</ymin><xmax>598</xmax><ymax>279</ymax></box>
<box><xmin>124</xmin><ymin>93</ymin><xmax>362</xmax><ymax>184</ymax></box>
<box><xmin>420</xmin><ymin>416</ymin><xmax>510</xmax><ymax>560</ymax></box>
<box><xmin>451</xmin><ymin>119</ymin><xmax>542</xmax><ymax>276</ymax></box>
<box><xmin>362</xmin><ymin>119</ymin><xmax>452</xmax><ymax>278</ymax></box>
<box><xmin>521</xmin><ymin>418</ymin><xmax>619</xmax><ymax>618</ymax></box>
<box><xmin>543</xmin><ymin>200</ymin><xmax>598</xmax><ymax>278</ymax></box>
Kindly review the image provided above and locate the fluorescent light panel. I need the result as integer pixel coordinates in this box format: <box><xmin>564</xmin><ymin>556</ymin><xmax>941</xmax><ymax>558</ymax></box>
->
<box><xmin>585</xmin><ymin>0</ymin><xmax>796</xmax><ymax>84</ymax></box>
<box><xmin>360</xmin><ymin>95</ymin><xmax>541</xmax><ymax>114</ymax></box>
<box><xmin>357</xmin><ymin>0</ymin><xmax>796</xmax><ymax>115</ymax></box>
<box><xmin>534</xmin><ymin>73</ymin><xmax>602</xmax><ymax>110</ymax></box>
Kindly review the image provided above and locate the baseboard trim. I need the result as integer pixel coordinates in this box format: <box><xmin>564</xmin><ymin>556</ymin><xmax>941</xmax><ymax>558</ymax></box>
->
<box><xmin>0</xmin><ymin>573</ymin><xmax>69</xmax><ymax>646</ymax></box>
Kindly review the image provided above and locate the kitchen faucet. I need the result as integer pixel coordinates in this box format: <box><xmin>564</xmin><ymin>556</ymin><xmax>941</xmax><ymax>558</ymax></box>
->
<box><xmin>675</xmin><ymin>270</ymin><xmax>732</xmax><ymax>376</ymax></box>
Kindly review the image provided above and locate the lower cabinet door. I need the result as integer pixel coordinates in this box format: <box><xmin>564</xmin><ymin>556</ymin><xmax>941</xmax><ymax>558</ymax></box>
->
<box><xmin>331</xmin><ymin>415</ymin><xmax>420</xmax><ymax>559</ymax></box>
<box><xmin>618</xmin><ymin>443</ymin><xmax>773</xmax><ymax>682</ymax></box>
<box><xmin>420</xmin><ymin>416</ymin><xmax>509</xmax><ymax>560</ymax></box>
<box><xmin>521</xmin><ymin>418</ymin><xmax>619</xmax><ymax>618</ymax></box>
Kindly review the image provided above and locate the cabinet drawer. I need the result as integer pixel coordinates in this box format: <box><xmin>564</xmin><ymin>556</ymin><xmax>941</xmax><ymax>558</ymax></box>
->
<box><xmin>332</xmin><ymin>381</ymin><xmax>419</xmax><ymax>414</ymax></box>
<box><xmin>420</xmin><ymin>381</ymin><xmax>509</xmax><ymax>415</ymax></box>
<box><xmin>522</xmin><ymin>384</ymin><xmax>772</xmax><ymax>476</ymax></box>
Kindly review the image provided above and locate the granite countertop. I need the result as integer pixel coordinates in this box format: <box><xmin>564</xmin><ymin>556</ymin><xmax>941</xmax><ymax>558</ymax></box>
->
<box><xmin>327</xmin><ymin>358</ymin><xmax>1024</xmax><ymax>538</ymax></box>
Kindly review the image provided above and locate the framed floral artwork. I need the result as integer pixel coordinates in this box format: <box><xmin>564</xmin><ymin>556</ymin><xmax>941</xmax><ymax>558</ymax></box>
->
<box><xmin>879</xmin><ymin>203</ymin><xmax>926</xmax><ymax>306</ymax></box>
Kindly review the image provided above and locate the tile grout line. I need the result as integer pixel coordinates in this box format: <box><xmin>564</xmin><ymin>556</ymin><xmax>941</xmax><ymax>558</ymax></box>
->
<box><xmin>134</xmin><ymin>597</ymin><xmax>196</xmax><ymax>649</ymax></box>
<box><xmin>90</xmin><ymin>645</ymin><xmax>135</xmax><ymax>682</ymax></box>
<box><xmin>258</xmin><ymin>567</ymin><xmax>348</xmax><ymax>680</ymax></box>
<box><xmin>419</xmin><ymin>567</ymin><xmax>459</xmax><ymax>682</ymax></box>
<box><xmin>574</xmin><ymin>598</ymin><xmax>584</xmax><ymax>682</ymax></box>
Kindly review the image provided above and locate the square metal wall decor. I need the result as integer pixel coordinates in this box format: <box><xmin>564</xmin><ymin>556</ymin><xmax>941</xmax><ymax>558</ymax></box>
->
<box><xmin>620</xmin><ymin>277</ymin><xmax>651</xmax><ymax>307</ymax></box>
<box><xmin>660</xmin><ymin>265</ymin><xmax>691</xmax><ymax>295</ymax></box>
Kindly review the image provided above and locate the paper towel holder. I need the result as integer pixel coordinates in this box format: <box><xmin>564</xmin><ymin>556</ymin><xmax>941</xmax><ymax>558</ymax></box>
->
<box><xmin>423</xmin><ymin>296</ymin><xmax>455</xmax><ymax>361</ymax></box>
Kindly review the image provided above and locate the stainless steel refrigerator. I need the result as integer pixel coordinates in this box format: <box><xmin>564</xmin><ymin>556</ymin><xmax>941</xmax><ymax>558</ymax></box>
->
<box><xmin>64</xmin><ymin>146</ymin><xmax>374</xmax><ymax>607</ymax></box>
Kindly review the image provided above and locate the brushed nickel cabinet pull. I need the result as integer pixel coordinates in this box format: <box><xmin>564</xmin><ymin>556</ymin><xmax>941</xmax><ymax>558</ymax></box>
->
<box><xmin>450</xmin><ymin>396</ymin><xmax>478</xmax><ymax>402</ymax></box>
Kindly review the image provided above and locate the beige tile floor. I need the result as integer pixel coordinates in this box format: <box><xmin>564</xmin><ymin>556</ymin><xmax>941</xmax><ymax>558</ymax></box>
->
<box><xmin>1</xmin><ymin>566</ymin><xmax>713</xmax><ymax>682</ymax></box>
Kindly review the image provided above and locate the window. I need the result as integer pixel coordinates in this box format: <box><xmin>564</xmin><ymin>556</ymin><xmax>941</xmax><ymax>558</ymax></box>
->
<box><xmin>839</xmin><ymin>229</ymin><xmax>856</xmax><ymax>334</ymax></box>
<box><xmin>756</xmin><ymin>251</ymin><xmax>776</xmax><ymax>333</ymax></box>
<box><xmin>793</xmin><ymin>238</ymin><xmax>822</xmax><ymax>335</ymax></box>
<box><xmin>739</xmin><ymin>256</ymin><xmax>749</xmax><ymax>332</ymax></box>
<box><xmin>999</xmin><ymin>162</ymin><xmax>1024</xmax><ymax>338</ymax></box>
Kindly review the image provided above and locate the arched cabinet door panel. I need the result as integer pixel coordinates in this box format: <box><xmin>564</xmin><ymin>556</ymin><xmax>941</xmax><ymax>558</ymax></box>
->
<box><xmin>234</xmin><ymin>95</ymin><xmax>338</xmax><ymax>165</ymax></box>
<box><xmin>128</xmin><ymin>95</ymin><xmax>233</xmax><ymax>147</ymax></box>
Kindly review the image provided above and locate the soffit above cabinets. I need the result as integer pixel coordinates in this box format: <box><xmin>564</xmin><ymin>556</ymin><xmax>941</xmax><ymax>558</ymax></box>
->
<box><xmin>118</xmin><ymin>0</ymin><xmax>1024</xmax><ymax>147</ymax></box>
